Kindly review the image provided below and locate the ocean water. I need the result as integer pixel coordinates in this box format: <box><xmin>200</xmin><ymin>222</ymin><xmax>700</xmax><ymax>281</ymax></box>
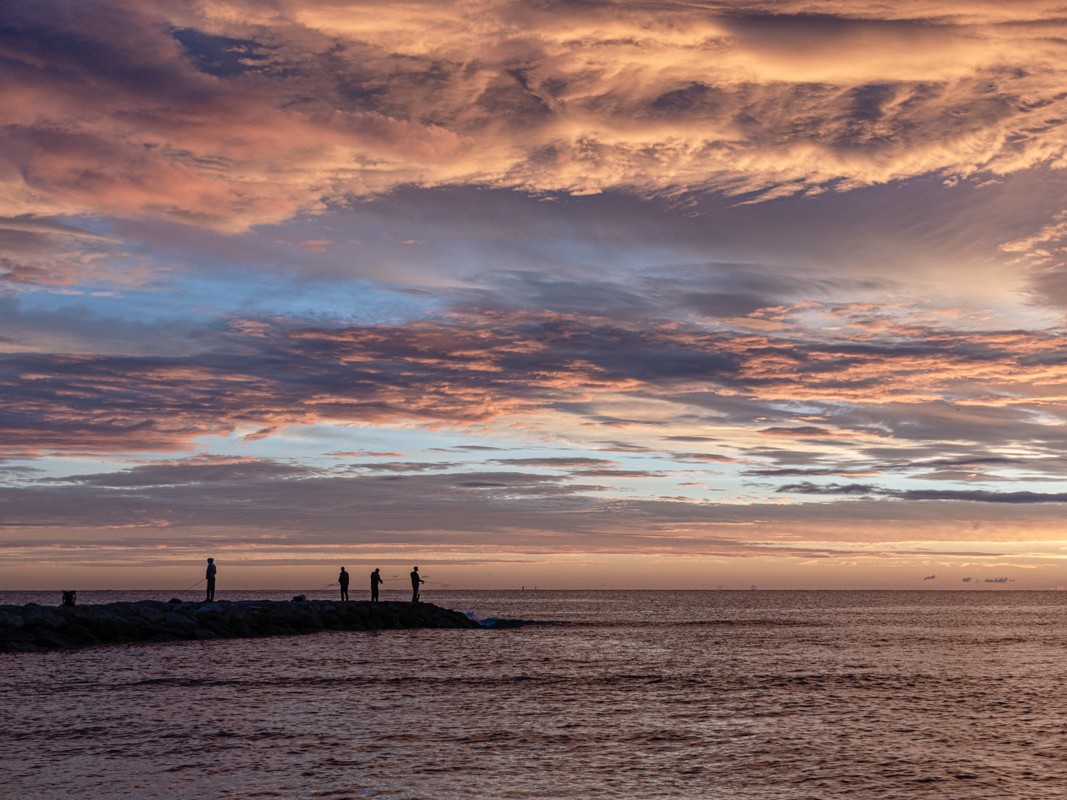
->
<box><xmin>4</xmin><ymin>589</ymin><xmax>1067</xmax><ymax>799</ymax></box>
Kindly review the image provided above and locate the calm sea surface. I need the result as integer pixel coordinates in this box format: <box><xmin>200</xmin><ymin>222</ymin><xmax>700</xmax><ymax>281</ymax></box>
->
<box><xmin>3</xmin><ymin>589</ymin><xmax>1067</xmax><ymax>799</ymax></box>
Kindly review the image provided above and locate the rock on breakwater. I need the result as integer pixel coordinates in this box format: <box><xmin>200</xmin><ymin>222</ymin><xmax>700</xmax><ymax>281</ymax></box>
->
<box><xmin>0</xmin><ymin>599</ymin><xmax>482</xmax><ymax>652</ymax></box>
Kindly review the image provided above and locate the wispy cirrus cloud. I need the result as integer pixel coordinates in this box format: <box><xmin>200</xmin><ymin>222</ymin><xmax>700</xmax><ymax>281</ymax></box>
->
<box><xmin>2</xmin><ymin>0</ymin><xmax>1065</xmax><ymax>232</ymax></box>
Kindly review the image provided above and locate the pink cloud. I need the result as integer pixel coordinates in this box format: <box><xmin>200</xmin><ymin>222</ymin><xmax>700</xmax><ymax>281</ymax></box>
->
<box><xmin>2</xmin><ymin>0</ymin><xmax>1066</xmax><ymax>231</ymax></box>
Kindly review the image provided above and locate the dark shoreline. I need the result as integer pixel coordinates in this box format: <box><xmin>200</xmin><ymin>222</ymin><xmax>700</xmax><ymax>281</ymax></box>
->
<box><xmin>0</xmin><ymin>599</ymin><xmax>483</xmax><ymax>653</ymax></box>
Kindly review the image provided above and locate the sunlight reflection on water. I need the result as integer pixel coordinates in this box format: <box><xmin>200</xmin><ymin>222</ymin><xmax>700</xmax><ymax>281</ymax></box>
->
<box><xmin>4</xmin><ymin>590</ymin><xmax>1067</xmax><ymax>798</ymax></box>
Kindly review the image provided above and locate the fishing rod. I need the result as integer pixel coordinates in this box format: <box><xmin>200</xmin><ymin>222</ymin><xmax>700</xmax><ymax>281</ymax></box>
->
<box><xmin>182</xmin><ymin>578</ymin><xmax>205</xmax><ymax>591</ymax></box>
<box><xmin>385</xmin><ymin>573</ymin><xmax>456</xmax><ymax>587</ymax></box>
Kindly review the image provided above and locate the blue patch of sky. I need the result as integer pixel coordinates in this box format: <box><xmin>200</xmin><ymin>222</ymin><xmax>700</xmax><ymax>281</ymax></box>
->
<box><xmin>45</xmin><ymin>200</ymin><xmax>696</xmax><ymax>329</ymax></box>
<box><xmin>196</xmin><ymin>423</ymin><xmax>509</xmax><ymax>466</ymax></box>
<box><xmin>17</xmin><ymin>261</ymin><xmax>435</xmax><ymax>330</ymax></box>
<box><xmin>15</xmin><ymin>284</ymin><xmax>214</xmax><ymax>327</ymax></box>
<box><xmin>5</xmin><ymin>452</ymin><xmax>194</xmax><ymax>485</ymax></box>
<box><xmin>15</xmin><ymin>422</ymin><xmax>754</xmax><ymax>503</ymax></box>
<box><xmin>170</xmin><ymin>272</ymin><xmax>436</xmax><ymax>324</ymax></box>
<box><xmin>190</xmin><ymin>421</ymin><xmax>743</xmax><ymax>503</ymax></box>
<box><xmin>47</xmin><ymin>213</ymin><xmax>443</xmax><ymax>324</ymax></box>
<box><xmin>171</xmin><ymin>28</ymin><xmax>270</xmax><ymax>78</ymax></box>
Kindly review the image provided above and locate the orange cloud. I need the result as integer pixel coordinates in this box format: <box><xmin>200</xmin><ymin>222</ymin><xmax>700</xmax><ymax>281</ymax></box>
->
<box><xmin>3</xmin><ymin>1</ymin><xmax>1066</xmax><ymax>230</ymax></box>
<box><xmin>4</xmin><ymin>308</ymin><xmax>1067</xmax><ymax>475</ymax></box>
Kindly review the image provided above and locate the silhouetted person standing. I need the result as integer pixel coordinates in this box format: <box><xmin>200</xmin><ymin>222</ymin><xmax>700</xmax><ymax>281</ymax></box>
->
<box><xmin>370</xmin><ymin>568</ymin><xmax>383</xmax><ymax>602</ymax></box>
<box><xmin>205</xmin><ymin>557</ymin><xmax>217</xmax><ymax>602</ymax></box>
<box><xmin>338</xmin><ymin>566</ymin><xmax>350</xmax><ymax>601</ymax></box>
<box><xmin>410</xmin><ymin>566</ymin><xmax>424</xmax><ymax>603</ymax></box>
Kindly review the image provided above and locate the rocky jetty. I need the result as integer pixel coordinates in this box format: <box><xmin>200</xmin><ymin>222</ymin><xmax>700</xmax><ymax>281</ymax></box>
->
<box><xmin>0</xmin><ymin>599</ymin><xmax>482</xmax><ymax>653</ymax></box>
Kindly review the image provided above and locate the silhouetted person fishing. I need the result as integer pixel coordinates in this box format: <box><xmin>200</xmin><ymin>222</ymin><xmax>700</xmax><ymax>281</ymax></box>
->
<box><xmin>410</xmin><ymin>566</ymin><xmax>424</xmax><ymax>603</ymax></box>
<box><xmin>338</xmin><ymin>566</ymin><xmax>350</xmax><ymax>601</ymax></box>
<box><xmin>370</xmin><ymin>568</ymin><xmax>382</xmax><ymax>602</ymax></box>
<box><xmin>205</xmin><ymin>557</ymin><xmax>217</xmax><ymax>601</ymax></box>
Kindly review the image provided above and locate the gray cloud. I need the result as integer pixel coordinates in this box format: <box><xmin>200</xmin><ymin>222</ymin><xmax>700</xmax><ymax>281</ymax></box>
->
<box><xmin>5</xmin><ymin>309</ymin><xmax>1067</xmax><ymax>486</ymax></box>
<box><xmin>780</xmin><ymin>481</ymin><xmax>1067</xmax><ymax>503</ymax></box>
<box><xmin>0</xmin><ymin>454</ymin><xmax>1039</xmax><ymax>559</ymax></box>
<box><xmin>492</xmin><ymin>457</ymin><xmax>616</xmax><ymax>468</ymax></box>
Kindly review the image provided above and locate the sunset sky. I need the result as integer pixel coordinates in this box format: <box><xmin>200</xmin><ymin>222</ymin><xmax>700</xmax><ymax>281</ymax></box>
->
<box><xmin>3</xmin><ymin>0</ymin><xmax>1067</xmax><ymax>590</ymax></box>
